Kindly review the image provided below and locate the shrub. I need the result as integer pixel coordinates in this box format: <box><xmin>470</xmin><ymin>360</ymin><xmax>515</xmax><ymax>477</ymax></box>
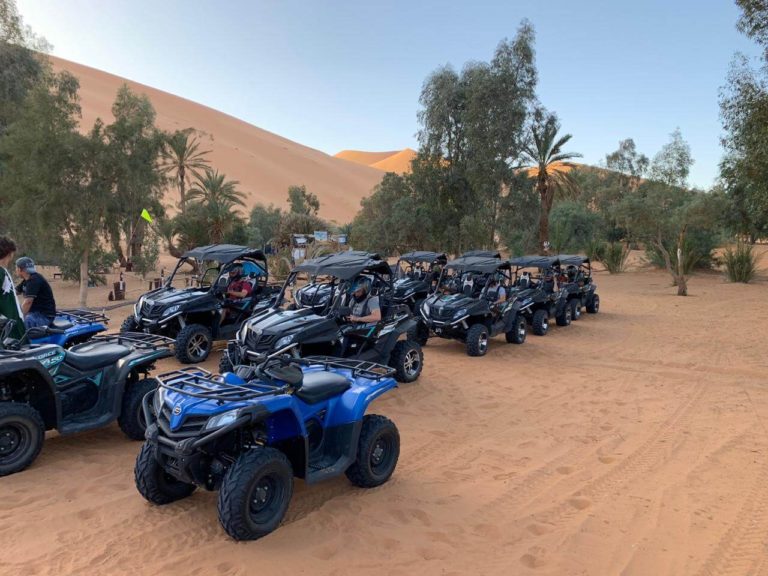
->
<box><xmin>548</xmin><ymin>201</ymin><xmax>602</xmax><ymax>254</ymax></box>
<box><xmin>596</xmin><ymin>241</ymin><xmax>630</xmax><ymax>273</ymax></box>
<box><xmin>59</xmin><ymin>247</ymin><xmax>116</xmax><ymax>286</ymax></box>
<box><xmin>723</xmin><ymin>243</ymin><xmax>760</xmax><ymax>283</ymax></box>
<box><xmin>645</xmin><ymin>228</ymin><xmax>720</xmax><ymax>273</ymax></box>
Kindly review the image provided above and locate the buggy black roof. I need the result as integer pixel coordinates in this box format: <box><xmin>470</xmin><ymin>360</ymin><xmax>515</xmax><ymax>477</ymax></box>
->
<box><xmin>508</xmin><ymin>255</ymin><xmax>561</xmax><ymax>269</ymax></box>
<box><xmin>460</xmin><ymin>250</ymin><xmax>502</xmax><ymax>259</ymax></box>
<box><xmin>446</xmin><ymin>255</ymin><xmax>510</xmax><ymax>273</ymax></box>
<box><xmin>182</xmin><ymin>244</ymin><xmax>266</xmax><ymax>264</ymax></box>
<box><xmin>555</xmin><ymin>254</ymin><xmax>590</xmax><ymax>266</ymax></box>
<box><xmin>293</xmin><ymin>251</ymin><xmax>390</xmax><ymax>280</ymax></box>
<box><xmin>398</xmin><ymin>251</ymin><xmax>448</xmax><ymax>264</ymax></box>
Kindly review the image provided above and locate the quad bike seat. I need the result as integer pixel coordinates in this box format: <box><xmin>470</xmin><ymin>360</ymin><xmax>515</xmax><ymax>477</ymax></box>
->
<box><xmin>295</xmin><ymin>371</ymin><xmax>351</xmax><ymax>405</ymax></box>
<box><xmin>52</xmin><ymin>318</ymin><xmax>74</xmax><ymax>330</ymax></box>
<box><xmin>65</xmin><ymin>342</ymin><xmax>132</xmax><ymax>371</ymax></box>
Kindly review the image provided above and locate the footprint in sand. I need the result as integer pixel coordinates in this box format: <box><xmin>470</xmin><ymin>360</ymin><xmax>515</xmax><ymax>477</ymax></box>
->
<box><xmin>526</xmin><ymin>523</ymin><xmax>552</xmax><ymax>536</ymax></box>
<box><xmin>77</xmin><ymin>509</ymin><xmax>95</xmax><ymax>520</ymax></box>
<box><xmin>518</xmin><ymin>440</ymin><xmax>537</xmax><ymax>449</ymax></box>
<box><xmin>598</xmin><ymin>456</ymin><xmax>615</xmax><ymax>464</ymax></box>
<box><xmin>520</xmin><ymin>547</ymin><xmax>548</xmax><ymax>568</ymax></box>
<box><xmin>216</xmin><ymin>562</ymin><xmax>235</xmax><ymax>575</ymax></box>
<box><xmin>556</xmin><ymin>466</ymin><xmax>574</xmax><ymax>475</ymax></box>
<box><xmin>600</xmin><ymin>424</ymin><xmax>614</xmax><ymax>431</ymax></box>
<box><xmin>568</xmin><ymin>497</ymin><xmax>592</xmax><ymax>510</ymax></box>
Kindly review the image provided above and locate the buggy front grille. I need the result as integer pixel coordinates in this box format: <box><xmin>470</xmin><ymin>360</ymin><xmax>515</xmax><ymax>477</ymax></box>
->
<box><xmin>157</xmin><ymin>406</ymin><xmax>209</xmax><ymax>439</ymax></box>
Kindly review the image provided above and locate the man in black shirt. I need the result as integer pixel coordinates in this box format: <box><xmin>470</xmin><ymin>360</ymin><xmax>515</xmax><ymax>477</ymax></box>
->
<box><xmin>15</xmin><ymin>257</ymin><xmax>56</xmax><ymax>328</ymax></box>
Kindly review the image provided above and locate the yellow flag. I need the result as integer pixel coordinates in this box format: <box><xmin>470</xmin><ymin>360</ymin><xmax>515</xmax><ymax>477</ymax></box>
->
<box><xmin>140</xmin><ymin>209</ymin><xmax>153</xmax><ymax>223</ymax></box>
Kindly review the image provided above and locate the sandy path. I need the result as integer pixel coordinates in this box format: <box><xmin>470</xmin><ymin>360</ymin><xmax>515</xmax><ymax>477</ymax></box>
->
<box><xmin>2</xmin><ymin>266</ymin><xmax>768</xmax><ymax>575</ymax></box>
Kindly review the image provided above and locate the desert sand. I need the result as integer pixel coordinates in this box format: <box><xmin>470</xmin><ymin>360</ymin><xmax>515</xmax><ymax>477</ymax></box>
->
<box><xmin>49</xmin><ymin>56</ymin><xmax>384</xmax><ymax>223</ymax></box>
<box><xmin>2</xmin><ymin>252</ymin><xmax>768</xmax><ymax>575</ymax></box>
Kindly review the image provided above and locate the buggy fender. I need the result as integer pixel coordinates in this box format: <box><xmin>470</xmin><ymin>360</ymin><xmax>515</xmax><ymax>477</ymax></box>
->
<box><xmin>111</xmin><ymin>348</ymin><xmax>173</xmax><ymax>415</ymax></box>
<box><xmin>0</xmin><ymin>357</ymin><xmax>60</xmax><ymax>429</ymax></box>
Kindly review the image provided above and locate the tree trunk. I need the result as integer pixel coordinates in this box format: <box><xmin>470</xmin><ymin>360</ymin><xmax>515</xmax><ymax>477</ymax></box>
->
<box><xmin>179</xmin><ymin>167</ymin><xmax>186</xmax><ymax>214</ymax></box>
<box><xmin>78</xmin><ymin>247</ymin><xmax>89</xmax><ymax>307</ymax></box>
<box><xmin>675</xmin><ymin>228</ymin><xmax>688</xmax><ymax>296</ymax></box>
<box><xmin>537</xmin><ymin>175</ymin><xmax>552</xmax><ymax>254</ymax></box>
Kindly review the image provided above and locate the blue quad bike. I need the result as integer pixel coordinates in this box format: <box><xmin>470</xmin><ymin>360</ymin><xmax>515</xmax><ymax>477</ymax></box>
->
<box><xmin>0</xmin><ymin>318</ymin><xmax>173</xmax><ymax>476</ymax></box>
<box><xmin>30</xmin><ymin>308</ymin><xmax>109</xmax><ymax>348</ymax></box>
<box><xmin>136</xmin><ymin>348</ymin><xmax>401</xmax><ymax>541</ymax></box>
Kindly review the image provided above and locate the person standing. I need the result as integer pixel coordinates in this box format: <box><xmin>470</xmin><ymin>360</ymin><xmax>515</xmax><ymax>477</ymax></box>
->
<box><xmin>0</xmin><ymin>237</ymin><xmax>24</xmax><ymax>339</ymax></box>
<box><xmin>15</xmin><ymin>257</ymin><xmax>56</xmax><ymax>329</ymax></box>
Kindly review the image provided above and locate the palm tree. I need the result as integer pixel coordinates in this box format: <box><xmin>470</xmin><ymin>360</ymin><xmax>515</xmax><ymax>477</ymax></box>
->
<box><xmin>188</xmin><ymin>169</ymin><xmax>247</xmax><ymax>243</ymax></box>
<box><xmin>522</xmin><ymin>114</ymin><xmax>582</xmax><ymax>254</ymax></box>
<box><xmin>160</xmin><ymin>129</ymin><xmax>211</xmax><ymax>213</ymax></box>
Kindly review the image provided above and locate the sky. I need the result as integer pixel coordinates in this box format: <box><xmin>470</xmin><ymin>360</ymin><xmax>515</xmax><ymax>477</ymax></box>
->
<box><xmin>16</xmin><ymin>0</ymin><xmax>763</xmax><ymax>188</ymax></box>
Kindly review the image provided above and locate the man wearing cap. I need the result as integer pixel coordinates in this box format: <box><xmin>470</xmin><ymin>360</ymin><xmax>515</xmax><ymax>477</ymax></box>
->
<box><xmin>15</xmin><ymin>257</ymin><xmax>56</xmax><ymax>329</ymax></box>
<box><xmin>221</xmin><ymin>264</ymin><xmax>252</xmax><ymax>323</ymax></box>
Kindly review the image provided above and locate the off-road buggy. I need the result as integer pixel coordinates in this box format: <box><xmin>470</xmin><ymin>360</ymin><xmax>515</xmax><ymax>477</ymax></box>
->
<box><xmin>30</xmin><ymin>309</ymin><xmax>109</xmax><ymax>348</ymax></box>
<box><xmin>136</xmin><ymin>351</ymin><xmax>400</xmax><ymax>541</ymax></box>
<box><xmin>507</xmin><ymin>256</ymin><xmax>574</xmax><ymax>336</ymax></box>
<box><xmin>121</xmin><ymin>244</ymin><xmax>280</xmax><ymax>364</ymax></box>
<box><xmin>553</xmin><ymin>254</ymin><xmax>600</xmax><ymax>319</ymax></box>
<box><xmin>420</xmin><ymin>254</ymin><xmax>527</xmax><ymax>356</ymax></box>
<box><xmin>224</xmin><ymin>251</ymin><xmax>423</xmax><ymax>383</ymax></box>
<box><xmin>0</xmin><ymin>318</ymin><xmax>173</xmax><ymax>476</ymax></box>
<box><xmin>391</xmin><ymin>251</ymin><xmax>447</xmax><ymax>345</ymax></box>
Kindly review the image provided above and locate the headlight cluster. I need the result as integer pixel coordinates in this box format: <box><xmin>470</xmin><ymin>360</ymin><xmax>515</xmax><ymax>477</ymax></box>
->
<box><xmin>453</xmin><ymin>308</ymin><xmax>468</xmax><ymax>319</ymax></box>
<box><xmin>161</xmin><ymin>304</ymin><xmax>181</xmax><ymax>318</ymax></box>
<box><xmin>275</xmin><ymin>335</ymin><xmax>295</xmax><ymax>349</ymax></box>
<box><xmin>152</xmin><ymin>386</ymin><xmax>166</xmax><ymax>413</ymax></box>
<box><xmin>204</xmin><ymin>408</ymin><xmax>241</xmax><ymax>430</ymax></box>
<box><xmin>134</xmin><ymin>296</ymin><xmax>145</xmax><ymax>318</ymax></box>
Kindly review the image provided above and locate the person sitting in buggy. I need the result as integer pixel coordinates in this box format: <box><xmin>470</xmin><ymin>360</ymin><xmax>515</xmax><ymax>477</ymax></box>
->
<box><xmin>345</xmin><ymin>276</ymin><xmax>381</xmax><ymax>326</ymax></box>
<box><xmin>541</xmin><ymin>268</ymin><xmax>557</xmax><ymax>293</ymax></box>
<box><xmin>516</xmin><ymin>271</ymin><xmax>533</xmax><ymax>289</ymax></box>
<box><xmin>221</xmin><ymin>264</ymin><xmax>253</xmax><ymax>323</ymax></box>
<box><xmin>484</xmin><ymin>276</ymin><xmax>507</xmax><ymax>317</ymax></box>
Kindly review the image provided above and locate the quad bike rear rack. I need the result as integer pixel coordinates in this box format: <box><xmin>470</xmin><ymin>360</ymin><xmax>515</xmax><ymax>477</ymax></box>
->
<box><xmin>89</xmin><ymin>332</ymin><xmax>175</xmax><ymax>350</ymax></box>
<box><xmin>299</xmin><ymin>356</ymin><xmax>396</xmax><ymax>380</ymax></box>
<box><xmin>57</xmin><ymin>308</ymin><xmax>110</xmax><ymax>324</ymax></box>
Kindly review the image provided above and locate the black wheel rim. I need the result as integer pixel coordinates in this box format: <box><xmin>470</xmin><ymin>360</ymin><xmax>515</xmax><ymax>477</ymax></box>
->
<box><xmin>187</xmin><ymin>333</ymin><xmax>209</xmax><ymax>360</ymax></box>
<box><xmin>247</xmin><ymin>473</ymin><xmax>284</xmax><ymax>525</ymax></box>
<box><xmin>478</xmin><ymin>331</ymin><xmax>488</xmax><ymax>353</ymax></box>
<box><xmin>370</xmin><ymin>431</ymin><xmax>396</xmax><ymax>477</ymax></box>
<box><xmin>0</xmin><ymin>423</ymin><xmax>30</xmax><ymax>465</ymax></box>
<box><xmin>403</xmin><ymin>349</ymin><xmax>421</xmax><ymax>377</ymax></box>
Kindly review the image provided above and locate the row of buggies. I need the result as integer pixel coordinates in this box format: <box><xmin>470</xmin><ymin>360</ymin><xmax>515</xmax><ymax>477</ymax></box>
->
<box><xmin>0</xmin><ymin>244</ymin><xmax>599</xmax><ymax>543</ymax></box>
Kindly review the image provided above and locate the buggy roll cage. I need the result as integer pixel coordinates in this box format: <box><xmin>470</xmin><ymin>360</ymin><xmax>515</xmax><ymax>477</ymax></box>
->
<box><xmin>274</xmin><ymin>252</ymin><xmax>394</xmax><ymax>315</ymax></box>
<box><xmin>394</xmin><ymin>251</ymin><xmax>448</xmax><ymax>281</ymax></box>
<box><xmin>165</xmin><ymin>244</ymin><xmax>269</xmax><ymax>289</ymax></box>
<box><xmin>429</xmin><ymin>256</ymin><xmax>512</xmax><ymax>297</ymax></box>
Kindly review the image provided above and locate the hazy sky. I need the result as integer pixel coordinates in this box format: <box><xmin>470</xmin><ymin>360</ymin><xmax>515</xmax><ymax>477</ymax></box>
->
<box><xmin>16</xmin><ymin>0</ymin><xmax>762</xmax><ymax>188</ymax></box>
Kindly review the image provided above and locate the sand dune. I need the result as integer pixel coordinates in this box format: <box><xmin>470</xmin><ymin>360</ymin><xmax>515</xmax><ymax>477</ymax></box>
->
<box><xmin>49</xmin><ymin>56</ymin><xmax>384</xmax><ymax>223</ymax></box>
<box><xmin>4</xmin><ymin>251</ymin><xmax>768</xmax><ymax>575</ymax></box>
<box><xmin>335</xmin><ymin>148</ymin><xmax>416</xmax><ymax>174</ymax></box>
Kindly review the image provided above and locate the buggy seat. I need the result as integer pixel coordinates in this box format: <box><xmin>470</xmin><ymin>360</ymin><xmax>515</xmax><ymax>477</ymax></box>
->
<box><xmin>65</xmin><ymin>342</ymin><xmax>131</xmax><ymax>371</ymax></box>
<box><xmin>295</xmin><ymin>371</ymin><xmax>351</xmax><ymax>404</ymax></box>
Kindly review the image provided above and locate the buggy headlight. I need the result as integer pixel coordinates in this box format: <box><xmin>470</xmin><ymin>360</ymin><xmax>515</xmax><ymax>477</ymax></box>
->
<box><xmin>421</xmin><ymin>301</ymin><xmax>430</xmax><ymax>315</ymax></box>
<box><xmin>275</xmin><ymin>335</ymin><xmax>294</xmax><ymax>349</ymax></box>
<box><xmin>205</xmin><ymin>409</ymin><xmax>241</xmax><ymax>430</ymax></box>
<box><xmin>238</xmin><ymin>322</ymin><xmax>249</xmax><ymax>343</ymax></box>
<box><xmin>161</xmin><ymin>304</ymin><xmax>181</xmax><ymax>318</ymax></box>
<box><xmin>152</xmin><ymin>386</ymin><xmax>166</xmax><ymax>412</ymax></box>
<box><xmin>135</xmin><ymin>296</ymin><xmax>145</xmax><ymax>318</ymax></box>
<box><xmin>453</xmin><ymin>308</ymin><xmax>468</xmax><ymax>319</ymax></box>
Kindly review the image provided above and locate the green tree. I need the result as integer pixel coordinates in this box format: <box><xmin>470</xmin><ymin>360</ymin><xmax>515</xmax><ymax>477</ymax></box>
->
<box><xmin>187</xmin><ymin>169</ymin><xmax>246</xmax><ymax>243</ymax></box>
<box><xmin>0</xmin><ymin>71</ymin><xmax>112</xmax><ymax>305</ymax></box>
<box><xmin>522</xmin><ymin>111</ymin><xmax>582</xmax><ymax>253</ymax></box>
<box><xmin>287</xmin><ymin>184</ymin><xmax>320</xmax><ymax>215</ymax></box>
<box><xmin>104</xmin><ymin>84</ymin><xmax>166</xmax><ymax>265</ymax></box>
<box><xmin>414</xmin><ymin>22</ymin><xmax>538</xmax><ymax>250</ymax></box>
<box><xmin>160</xmin><ymin>129</ymin><xmax>211</xmax><ymax>214</ymax></box>
<box><xmin>248</xmin><ymin>203</ymin><xmax>282</xmax><ymax>248</ymax></box>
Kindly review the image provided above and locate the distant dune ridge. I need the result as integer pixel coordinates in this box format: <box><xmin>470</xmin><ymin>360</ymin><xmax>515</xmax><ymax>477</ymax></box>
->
<box><xmin>335</xmin><ymin>148</ymin><xmax>417</xmax><ymax>174</ymax></box>
<box><xmin>49</xmin><ymin>56</ymin><xmax>384</xmax><ymax>223</ymax></box>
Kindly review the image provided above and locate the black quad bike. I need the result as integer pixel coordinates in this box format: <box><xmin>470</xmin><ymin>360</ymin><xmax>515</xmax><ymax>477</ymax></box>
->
<box><xmin>420</xmin><ymin>254</ymin><xmax>527</xmax><ymax>357</ymax></box>
<box><xmin>508</xmin><ymin>256</ymin><xmax>577</xmax><ymax>336</ymax></box>
<box><xmin>224</xmin><ymin>251</ymin><xmax>424</xmax><ymax>383</ymax></box>
<box><xmin>391</xmin><ymin>251</ymin><xmax>447</xmax><ymax>345</ymax></box>
<box><xmin>0</xmin><ymin>318</ymin><xmax>173</xmax><ymax>476</ymax></box>
<box><xmin>553</xmin><ymin>254</ymin><xmax>600</xmax><ymax>319</ymax></box>
<box><xmin>121</xmin><ymin>244</ymin><xmax>281</xmax><ymax>364</ymax></box>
